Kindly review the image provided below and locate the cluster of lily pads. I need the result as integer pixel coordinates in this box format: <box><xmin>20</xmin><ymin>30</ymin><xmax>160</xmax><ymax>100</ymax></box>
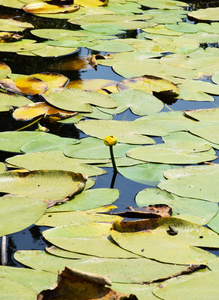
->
<box><xmin>0</xmin><ymin>0</ymin><xmax>219</xmax><ymax>299</ymax></box>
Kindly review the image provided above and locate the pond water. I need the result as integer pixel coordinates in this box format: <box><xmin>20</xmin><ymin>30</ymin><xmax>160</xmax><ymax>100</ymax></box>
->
<box><xmin>0</xmin><ymin>0</ymin><xmax>219</xmax><ymax>270</ymax></box>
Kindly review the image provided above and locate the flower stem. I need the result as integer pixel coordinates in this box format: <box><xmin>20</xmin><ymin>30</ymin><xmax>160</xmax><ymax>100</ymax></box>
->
<box><xmin>109</xmin><ymin>145</ymin><xmax>117</xmax><ymax>173</ymax></box>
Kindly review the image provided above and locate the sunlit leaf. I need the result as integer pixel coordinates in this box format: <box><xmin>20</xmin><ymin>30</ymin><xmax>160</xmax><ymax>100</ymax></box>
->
<box><xmin>138</xmin><ymin>0</ymin><xmax>188</xmax><ymax>9</ymax></box>
<box><xmin>74</xmin><ymin>0</ymin><xmax>106</xmax><ymax>7</ymax></box>
<box><xmin>86</xmin><ymin>40</ymin><xmax>134</xmax><ymax>53</ymax></box>
<box><xmin>44</xmin><ymin>88</ymin><xmax>117</xmax><ymax>113</ymax></box>
<box><xmin>0</xmin><ymin>196</ymin><xmax>47</xmax><ymax>237</ymax></box>
<box><xmin>0</xmin><ymin>61</ymin><xmax>11</xmax><ymax>79</ymax></box>
<box><xmin>23</xmin><ymin>1</ymin><xmax>80</xmax><ymax>14</ymax></box>
<box><xmin>75</xmin><ymin>119</ymin><xmax>168</xmax><ymax>144</ymax></box>
<box><xmin>67</xmin><ymin>78</ymin><xmax>118</xmax><ymax>91</ymax></box>
<box><xmin>0</xmin><ymin>278</ymin><xmax>37</xmax><ymax>299</ymax></box>
<box><xmin>143</xmin><ymin>25</ymin><xmax>183</xmax><ymax>36</ymax></box>
<box><xmin>0</xmin><ymin>18</ymin><xmax>33</xmax><ymax>32</ymax></box>
<box><xmin>30</xmin><ymin>44</ymin><xmax>78</xmax><ymax>57</ymax></box>
<box><xmin>135</xmin><ymin>188</ymin><xmax>218</xmax><ymax>225</ymax></box>
<box><xmin>184</xmin><ymin>108</ymin><xmax>219</xmax><ymax>122</ymax></box>
<box><xmin>127</xmin><ymin>142</ymin><xmax>216</xmax><ymax>164</ymax></box>
<box><xmin>0</xmin><ymin>170</ymin><xmax>87</xmax><ymax>207</ymax></box>
<box><xmin>111</xmin><ymin>218</ymin><xmax>218</xmax><ymax>264</ymax></box>
<box><xmin>0</xmin><ymin>92</ymin><xmax>33</xmax><ymax>112</ymax></box>
<box><xmin>212</xmin><ymin>71</ymin><xmax>219</xmax><ymax>85</ymax></box>
<box><xmin>46</xmin><ymin>188</ymin><xmax>119</xmax><ymax>212</ymax></box>
<box><xmin>6</xmin><ymin>151</ymin><xmax>106</xmax><ymax>177</ymax></box>
<box><xmin>188</xmin><ymin>7</ymin><xmax>219</xmax><ymax>21</ymax></box>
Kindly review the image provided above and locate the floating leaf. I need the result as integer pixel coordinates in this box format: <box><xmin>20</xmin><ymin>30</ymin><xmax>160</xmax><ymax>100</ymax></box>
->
<box><xmin>118</xmin><ymin>163</ymin><xmax>172</xmax><ymax>186</ymax></box>
<box><xmin>46</xmin><ymin>188</ymin><xmax>119</xmax><ymax>212</ymax></box>
<box><xmin>138</xmin><ymin>0</ymin><xmax>188</xmax><ymax>9</ymax></box>
<box><xmin>23</xmin><ymin>1</ymin><xmax>80</xmax><ymax>14</ymax></box>
<box><xmin>81</xmin><ymin>24</ymin><xmax>127</xmax><ymax>35</ymax></box>
<box><xmin>135</xmin><ymin>188</ymin><xmax>218</xmax><ymax>225</ymax></box>
<box><xmin>14</xmin><ymin>250</ymin><xmax>192</xmax><ymax>284</ymax></box>
<box><xmin>0</xmin><ymin>18</ymin><xmax>33</xmax><ymax>32</ymax></box>
<box><xmin>188</xmin><ymin>7</ymin><xmax>219</xmax><ymax>21</ymax></box>
<box><xmin>0</xmin><ymin>61</ymin><xmax>11</xmax><ymax>79</ymax></box>
<box><xmin>30</xmin><ymin>44</ymin><xmax>78</xmax><ymax>57</ymax></box>
<box><xmin>44</xmin><ymin>88</ymin><xmax>117</xmax><ymax>113</ymax></box>
<box><xmin>43</xmin><ymin>223</ymin><xmax>138</xmax><ymax>258</ymax></box>
<box><xmin>158</xmin><ymin>173</ymin><xmax>219</xmax><ymax>202</ymax></box>
<box><xmin>74</xmin><ymin>0</ymin><xmax>106</xmax><ymax>7</ymax></box>
<box><xmin>86</xmin><ymin>40</ymin><xmax>134</xmax><ymax>53</ymax></box>
<box><xmin>6</xmin><ymin>151</ymin><xmax>105</xmax><ymax>177</ymax></box>
<box><xmin>117</xmin><ymin>76</ymin><xmax>179</xmax><ymax>97</ymax></box>
<box><xmin>75</xmin><ymin>119</ymin><xmax>168</xmax><ymax>144</ymax></box>
<box><xmin>100</xmin><ymin>89</ymin><xmax>164</xmax><ymax>116</ymax></box>
<box><xmin>0</xmin><ymin>196</ymin><xmax>47</xmax><ymax>237</ymax></box>
<box><xmin>185</xmin><ymin>108</ymin><xmax>219</xmax><ymax>122</ymax></box>
<box><xmin>67</xmin><ymin>78</ymin><xmax>118</xmax><ymax>91</ymax></box>
<box><xmin>212</xmin><ymin>71</ymin><xmax>219</xmax><ymax>85</ymax></box>
<box><xmin>142</xmin><ymin>25</ymin><xmax>183</xmax><ymax>36</ymax></box>
<box><xmin>189</xmin><ymin>125</ymin><xmax>219</xmax><ymax>145</ymax></box>
<box><xmin>111</xmin><ymin>218</ymin><xmax>217</xmax><ymax>264</ymax></box>
<box><xmin>13</xmin><ymin>102</ymin><xmax>76</xmax><ymax>122</ymax></box>
<box><xmin>0</xmin><ymin>170</ymin><xmax>87</xmax><ymax>207</ymax></box>
<box><xmin>0</xmin><ymin>278</ymin><xmax>37</xmax><ymax>300</ymax></box>
<box><xmin>127</xmin><ymin>142</ymin><xmax>217</xmax><ymax>164</ymax></box>
<box><xmin>0</xmin><ymin>92</ymin><xmax>33</xmax><ymax>112</ymax></box>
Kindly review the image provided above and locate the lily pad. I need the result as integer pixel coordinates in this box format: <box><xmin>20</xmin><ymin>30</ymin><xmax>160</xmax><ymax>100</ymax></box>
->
<box><xmin>44</xmin><ymin>88</ymin><xmax>117</xmax><ymax>113</ymax></box>
<box><xmin>75</xmin><ymin>119</ymin><xmax>168</xmax><ymax>144</ymax></box>
<box><xmin>23</xmin><ymin>1</ymin><xmax>80</xmax><ymax>14</ymax></box>
<box><xmin>138</xmin><ymin>0</ymin><xmax>188</xmax><ymax>9</ymax></box>
<box><xmin>126</xmin><ymin>142</ymin><xmax>217</xmax><ymax>164</ymax></box>
<box><xmin>6</xmin><ymin>151</ymin><xmax>106</xmax><ymax>177</ymax></box>
<box><xmin>0</xmin><ymin>278</ymin><xmax>37</xmax><ymax>300</ymax></box>
<box><xmin>0</xmin><ymin>92</ymin><xmax>33</xmax><ymax>112</ymax></box>
<box><xmin>0</xmin><ymin>196</ymin><xmax>47</xmax><ymax>237</ymax></box>
<box><xmin>0</xmin><ymin>170</ymin><xmax>87</xmax><ymax>207</ymax></box>
<box><xmin>135</xmin><ymin>188</ymin><xmax>218</xmax><ymax>225</ymax></box>
<box><xmin>188</xmin><ymin>7</ymin><xmax>219</xmax><ymax>21</ymax></box>
<box><xmin>0</xmin><ymin>18</ymin><xmax>33</xmax><ymax>32</ymax></box>
<box><xmin>86</xmin><ymin>40</ymin><xmax>134</xmax><ymax>53</ymax></box>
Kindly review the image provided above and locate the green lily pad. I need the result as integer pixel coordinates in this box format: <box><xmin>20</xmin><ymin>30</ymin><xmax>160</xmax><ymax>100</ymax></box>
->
<box><xmin>185</xmin><ymin>108</ymin><xmax>219</xmax><ymax>122</ymax></box>
<box><xmin>212</xmin><ymin>71</ymin><xmax>219</xmax><ymax>85</ymax></box>
<box><xmin>44</xmin><ymin>88</ymin><xmax>117</xmax><ymax>113</ymax></box>
<box><xmin>135</xmin><ymin>188</ymin><xmax>218</xmax><ymax>225</ymax></box>
<box><xmin>126</xmin><ymin>142</ymin><xmax>217</xmax><ymax>164</ymax></box>
<box><xmin>14</xmin><ymin>250</ymin><xmax>192</xmax><ymax>284</ymax></box>
<box><xmin>75</xmin><ymin>119</ymin><xmax>168</xmax><ymax>144</ymax></box>
<box><xmin>0</xmin><ymin>266</ymin><xmax>56</xmax><ymax>294</ymax></box>
<box><xmin>142</xmin><ymin>25</ymin><xmax>183</xmax><ymax>36</ymax></box>
<box><xmin>0</xmin><ymin>196</ymin><xmax>47</xmax><ymax>237</ymax></box>
<box><xmin>6</xmin><ymin>151</ymin><xmax>105</xmax><ymax>177</ymax></box>
<box><xmin>118</xmin><ymin>163</ymin><xmax>172</xmax><ymax>186</ymax></box>
<box><xmin>81</xmin><ymin>24</ymin><xmax>126</xmax><ymax>35</ymax></box>
<box><xmin>42</xmin><ymin>223</ymin><xmax>138</xmax><ymax>258</ymax></box>
<box><xmin>0</xmin><ymin>170</ymin><xmax>87</xmax><ymax>207</ymax></box>
<box><xmin>86</xmin><ymin>40</ymin><xmax>134</xmax><ymax>53</ymax></box>
<box><xmin>158</xmin><ymin>173</ymin><xmax>219</xmax><ymax>202</ymax></box>
<box><xmin>138</xmin><ymin>0</ymin><xmax>188</xmax><ymax>9</ymax></box>
<box><xmin>189</xmin><ymin>125</ymin><xmax>219</xmax><ymax>145</ymax></box>
<box><xmin>111</xmin><ymin>218</ymin><xmax>218</xmax><ymax>264</ymax></box>
<box><xmin>178</xmin><ymin>86</ymin><xmax>215</xmax><ymax>102</ymax></box>
<box><xmin>0</xmin><ymin>131</ymin><xmax>77</xmax><ymax>153</ymax></box>
<box><xmin>0</xmin><ymin>92</ymin><xmax>33</xmax><ymax>112</ymax></box>
<box><xmin>208</xmin><ymin>211</ymin><xmax>219</xmax><ymax>234</ymax></box>
<box><xmin>100</xmin><ymin>89</ymin><xmax>164</xmax><ymax>116</ymax></box>
<box><xmin>188</xmin><ymin>7</ymin><xmax>219</xmax><ymax>21</ymax></box>
<box><xmin>30</xmin><ymin>44</ymin><xmax>78</xmax><ymax>57</ymax></box>
<box><xmin>153</xmin><ymin>270</ymin><xmax>219</xmax><ymax>300</ymax></box>
<box><xmin>0</xmin><ymin>18</ymin><xmax>33</xmax><ymax>32</ymax></box>
<box><xmin>31</xmin><ymin>28</ymin><xmax>87</xmax><ymax>40</ymax></box>
<box><xmin>165</xmin><ymin>22</ymin><xmax>200</xmax><ymax>33</ymax></box>
<box><xmin>46</xmin><ymin>188</ymin><xmax>119</xmax><ymax>212</ymax></box>
<box><xmin>64</xmin><ymin>137</ymin><xmax>138</xmax><ymax>160</ymax></box>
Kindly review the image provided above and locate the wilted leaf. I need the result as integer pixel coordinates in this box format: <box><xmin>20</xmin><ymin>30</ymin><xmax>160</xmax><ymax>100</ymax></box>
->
<box><xmin>0</xmin><ymin>170</ymin><xmax>87</xmax><ymax>207</ymax></box>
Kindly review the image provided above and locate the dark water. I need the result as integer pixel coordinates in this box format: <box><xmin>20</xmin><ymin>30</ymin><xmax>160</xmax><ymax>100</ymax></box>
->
<box><xmin>0</xmin><ymin>1</ymin><xmax>219</xmax><ymax>266</ymax></box>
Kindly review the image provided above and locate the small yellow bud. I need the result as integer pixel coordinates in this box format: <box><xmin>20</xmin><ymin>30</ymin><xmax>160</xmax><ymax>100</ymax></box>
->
<box><xmin>104</xmin><ymin>135</ymin><xmax>117</xmax><ymax>146</ymax></box>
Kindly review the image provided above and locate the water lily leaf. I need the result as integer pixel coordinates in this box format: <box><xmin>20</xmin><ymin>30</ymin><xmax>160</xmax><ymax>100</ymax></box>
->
<box><xmin>0</xmin><ymin>162</ymin><xmax>6</xmax><ymax>172</ymax></box>
<box><xmin>46</xmin><ymin>246</ymin><xmax>88</xmax><ymax>259</ymax></box>
<box><xmin>208</xmin><ymin>210</ymin><xmax>219</xmax><ymax>234</ymax></box>
<box><xmin>74</xmin><ymin>0</ymin><xmax>106</xmax><ymax>7</ymax></box>
<box><xmin>43</xmin><ymin>223</ymin><xmax>138</xmax><ymax>258</ymax></box>
<box><xmin>0</xmin><ymin>39</ymin><xmax>38</xmax><ymax>53</ymax></box>
<box><xmin>181</xmin><ymin>57</ymin><xmax>219</xmax><ymax>76</ymax></box>
<box><xmin>165</xmin><ymin>22</ymin><xmax>200</xmax><ymax>33</ymax></box>
<box><xmin>136</xmin><ymin>188</ymin><xmax>218</xmax><ymax>225</ymax></box>
<box><xmin>36</xmin><ymin>208</ymin><xmax>122</xmax><ymax>227</ymax></box>
<box><xmin>13</xmin><ymin>102</ymin><xmax>76</xmax><ymax>122</ymax></box>
<box><xmin>163</xmin><ymin>131</ymin><xmax>219</xmax><ymax>150</ymax></box>
<box><xmin>179</xmin><ymin>79</ymin><xmax>219</xmax><ymax>95</ymax></box>
<box><xmin>212</xmin><ymin>71</ymin><xmax>219</xmax><ymax>85</ymax></box>
<box><xmin>0</xmin><ymin>196</ymin><xmax>47</xmax><ymax>237</ymax></box>
<box><xmin>31</xmin><ymin>28</ymin><xmax>87</xmax><ymax>40</ymax></box>
<box><xmin>23</xmin><ymin>1</ymin><xmax>80</xmax><ymax>14</ymax></box>
<box><xmin>153</xmin><ymin>270</ymin><xmax>219</xmax><ymax>300</ymax></box>
<box><xmin>31</xmin><ymin>72</ymin><xmax>69</xmax><ymax>89</ymax></box>
<box><xmin>0</xmin><ymin>277</ymin><xmax>37</xmax><ymax>300</ymax></box>
<box><xmin>0</xmin><ymin>61</ymin><xmax>11</xmax><ymax>79</ymax></box>
<box><xmin>67</xmin><ymin>79</ymin><xmax>118</xmax><ymax>91</ymax></box>
<box><xmin>0</xmin><ymin>92</ymin><xmax>33</xmax><ymax>112</ymax></box>
<box><xmin>138</xmin><ymin>0</ymin><xmax>188</xmax><ymax>9</ymax></box>
<box><xmin>99</xmin><ymin>89</ymin><xmax>164</xmax><ymax>116</ymax></box>
<box><xmin>0</xmin><ymin>18</ymin><xmax>34</xmax><ymax>32</ymax></box>
<box><xmin>14</xmin><ymin>250</ymin><xmax>190</xmax><ymax>284</ymax></box>
<box><xmin>64</xmin><ymin>137</ymin><xmax>138</xmax><ymax>160</ymax></box>
<box><xmin>118</xmin><ymin>163</ymin><xmax>172</xmax><ymax>186</ymax></box>
<box><xmin>143</xmin><ymin>25</ymin><xmax>183</xmax><ymax>36</ymax></box>
<box><xmin>6</xmin><ymin>151</ymin><xmax>106</xmax><ymax>177</ymax></box>
<box><xmin>188</xmin><ymin>7</ymin><xmax>219</xmax><ymax>21</ymax></box>
<box><xmin>0</xmin><ymin>170</ymin><xmax>87</xmax><ymax>207</ymax></box>
<box><xmin>86</xmin><ymin>40</ymin><xmax>134</xmax><ymax>53</ymax></box>
<box><xmin>111</xmin><ymin>282</ymin><xmax>157</xmax><ymax>300</ymax></box>
<box><xmin>158</xmin><ymin>172</ymin><xmax>219</xmax><ymax>202</ymax></box>
<box><xmin>46</xmin><ymin>188</ymin><xmax>119</xmax><ymax>212</ymax></box>
<box><xmin>185</xmin><ymin>108</ymin><xmax>219</xmax><ymax>122</ymax></box>
<box><xmin>75</xmin><ymin>119</ymin><xmax>168</xmax><ymax>144</ymax></box>
<box><xmin>189</xmin><ymin>125</ymin><xmax>219</xmax><ymax>145</ymax></box>
<box><xmin>105</xmin><ymin>1</ymin><xmax>143</xmax><ymax>15</ymax></box>
<box><xmin>30</xmin><ymin>44</ymin><xmax>78</xmax><ymax>57</ymax></box>
<box><xmin>127</xmin><ymin>142</ymin><xmax>216</xmax><ymax>164</ymax></box>
<box><xmin>81</xmin><ymin>23</ymin><xmax>126</xmax><ymax>35</ymax></box>
<box><xmin>0</xmin><ymin>131</ymin><xmax>77</xmax><ymax>153</ymax></box>
<box><xmin>0</xmin><ymin>76</ymin><xmax>48</xmax><ymax>95</ymax></box>
<box><xmin>44</xmin><ymin>88</ymin><xmax>117</xmax><ymax>113</ymax></box>
<box><xmin>111</xmin><ymin>218</ymin><xmax>217</xmax><ymax>264</ymax></box>
<box><xmin>178</xmin><ymin>86</ymin><xmax>215</xmax><ymax>102</ymax></box>
<box><xmin>117</xmin><ymin>76</ymin><xmax>179</xmax><ymax>97</ymax></box>
<box><xmin>0</xmin><ymin>266</ymin><xmax>57</xmax><ymax>294</ymax></box>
